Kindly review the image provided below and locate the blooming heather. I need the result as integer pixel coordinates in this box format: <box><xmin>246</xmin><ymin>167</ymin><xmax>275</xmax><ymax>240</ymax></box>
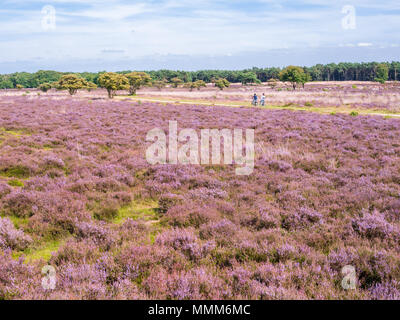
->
<box><xmin>0</xmin><ymin>93</ymin><xmax>399</xmax><ymax>300</ymax></box>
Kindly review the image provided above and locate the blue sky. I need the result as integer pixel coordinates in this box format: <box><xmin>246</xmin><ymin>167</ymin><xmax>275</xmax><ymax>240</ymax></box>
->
<box><xmin>0</xmin><ymin>0</ymin><xmax>399</xmax><ymax>72</ymax></box>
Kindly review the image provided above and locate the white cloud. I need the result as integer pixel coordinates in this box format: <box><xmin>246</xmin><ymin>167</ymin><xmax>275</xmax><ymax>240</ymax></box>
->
<box><xmin>0</xmin><ymin>0</ymin><xmax>399</xmax><ymax>67</ymax></box>
<box><xmin>357</xmin><ymin>42</ymin><xmax>373</xmax><ymax>47</ymax></box>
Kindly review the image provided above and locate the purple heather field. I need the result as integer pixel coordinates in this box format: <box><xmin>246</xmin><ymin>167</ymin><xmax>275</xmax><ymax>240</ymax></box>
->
<box><xmin>0</xmin><ymin>92</ymin><xmax>400</xmax><ymax>300</ymax></box>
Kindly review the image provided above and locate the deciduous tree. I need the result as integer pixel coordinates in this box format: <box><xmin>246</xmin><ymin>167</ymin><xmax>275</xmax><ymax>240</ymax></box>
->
<box><xmin>194</xmin><ymin>80</ymin><xmax>207</xmax><ymax>90</ymax></box>
<box><xmin>98</xmin><ymin>72</ymin><xmax>129</xmax><ymax>98</ymax></box>
<box><xmin>55</xmin><ymin>74</ymin><xmax>91</xmax><ymax>95</ymax></box>
<box><xmin>239</xmin><ymin>72</ymin><xmax>259</xmax><ymax>85</ymax></box>
<box><xmin>215</xmin><ymin>78</ymin><xmax>230</xmax><ymax>90</ymax></box>
<box><xmin>171</xmin><ymin>77</ymin><xmax>183</xmax><ymax>88</ymax></box>
<box><xmin>126</xmin><ymin>72</ymin><xmax>152</xmax><ymax>95</ymax></box>
<box><xmin>153</xmin><ymin>79</ymin><xmax>168</xmax><ymax>91</ymax></box>
<box><xmin>374</xmin><ymin>64</ymin><xmax>389</xmax><ymax>84</ymax></box>
<box><xmin>279</xmin><ymin>66</ymin><xmax>307</xmax><ymax>90</ymax></box>
<box><xmin>38</xmin><ymin>83</ymin><xmax>52</xmax><ymax>93</ymax></box>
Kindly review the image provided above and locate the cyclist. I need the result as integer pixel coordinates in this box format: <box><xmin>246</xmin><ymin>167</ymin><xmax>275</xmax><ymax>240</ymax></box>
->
<box><xmin>260</xmin><ymin>93</ymin><xmax>265</xmax><ymax>106</ymax></box>
<box><xmin>252</xmin><ymin>93</ymin><xmax>258</xmax><ymax>106</ymax></box>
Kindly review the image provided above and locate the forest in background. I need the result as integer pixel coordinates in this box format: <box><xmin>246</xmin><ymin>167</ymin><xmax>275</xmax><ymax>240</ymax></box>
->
<box><xmin>1</xmin><ymin>61</ymin><xmax>399</xmax><ymax>89</ymax></box>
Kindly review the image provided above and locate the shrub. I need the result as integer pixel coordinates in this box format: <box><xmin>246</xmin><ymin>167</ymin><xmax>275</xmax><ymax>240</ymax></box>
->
<box><xmin>215</xmin><ymin>78</ymin><xmax>230</xmax><ymax>90</ymax></box>
<box><xmin>199</xmin><ymin>219</ymin><xmax>236</xmax><ymax>240</ymax></box>
<box><xmin>0</xmin><ymin>217</ymin><xmax>32</xmax><ymax>250</ymax></box>
<box><xmin>42</xmin><ymin>155</ymin><xmax>65</xmax><ymax>169</ymax></box>
<box><xmin>163</xmin><ymin>204</ymin><xmax>219</xmax><ymax>228</ymax></box>
<box><xmin>282</xmin><ymin>207</ymin><xmax>323</xmax><ymax>230</ymax></box>
<box><xmin>93</xmin><ymin>203</ymin><xmax>119</xmax><ymax>221</ymax></box>
<box><xmin>370</xmin><ymin>281</ymin><xmax>400</xmax><ymax>300</ymax></box>
<box><xmin>241</xmin><ymin>210</ymin><xmax>279</xmax><ymax>230</ymax></box>
<box><xmin>0</xmin><ymin>182</ymin><xmax>11</xmax><ymax>198</ymax></box>
<box><xmin>75</xmin><ymin>221</ymin><xmax>115</xmax><ymax>249</ymax></box>
<box><xmin>2</xmin><ymin>190</ymin><xmax>36</xmax><ymax>218</ymax></box>
<box><xmin>38</xmin><ymin>83</ymin><xmax>52</xmax><ymax>93</ymax></box>
<box><xmin>98</xmin><ymin>72</ymin><xmax>129</xmax><ymax>98</ymax></box>
<box><xmin>352</xmin><ymin>211</ymin><xmax>397</xmax><ymax>239</ymax></box>
<box><xmin>54</xmin><ymin>74</ymin><xmax>93</xmax><ymax>95</ymax></box>
<box><xmin>158</xmin><ymin>193</ymin><xmax>184</xmax><ymax>214</ymax></box>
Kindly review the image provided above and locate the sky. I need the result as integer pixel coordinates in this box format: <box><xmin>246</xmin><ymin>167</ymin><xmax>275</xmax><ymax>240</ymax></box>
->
<box><xmin>0</xmin><ymin>0</ymin><xmax>399</xmax><ymax>73</ymax></box>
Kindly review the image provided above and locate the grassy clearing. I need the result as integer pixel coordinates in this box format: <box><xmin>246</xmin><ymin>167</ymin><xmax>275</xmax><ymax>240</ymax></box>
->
<box><xmin>114</xmin><ymin>198</ymin><xmax>164</xmax><ymax>244</ymax></box>
<box><xmin>114</xmin><ymin>199</ymin><xmax>160</xmax><ymax>225</ymax></box>
<box><xmin>2</xmin><ymin>215</ymin><xmax>29</xmax><ymax>229</ymax></box>
<box><xmin>12</xmin><ymin>239</ymin><xmax>64</xmax><ymax>263</ymax></box>
<box><xmin>0</xmin><ymin>127</ymin><xmax>31</xmax><ymax>147</ymax></box>
<box><xmin>0</xmin><ymin>165</ymin><xmax>31</xmax><ymax>179</ymax></box>
<box><xmin>7</xmin><ymin>178</ymin><xmax>24</xmax><ymax>187</ymax></box>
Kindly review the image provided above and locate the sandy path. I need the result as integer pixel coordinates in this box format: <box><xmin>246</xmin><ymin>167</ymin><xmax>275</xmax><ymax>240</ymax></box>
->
<box><xmin>117</xmin><ymin>96</ymin><xmax>400</xmax><ymax>118</ymax></box>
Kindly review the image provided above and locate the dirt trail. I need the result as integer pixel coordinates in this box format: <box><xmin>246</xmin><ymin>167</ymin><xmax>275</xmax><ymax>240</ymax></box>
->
<box><xmin>118</xmin><ymin>96</ymin><xmax>400</xmax><ymax>118</ymax></box>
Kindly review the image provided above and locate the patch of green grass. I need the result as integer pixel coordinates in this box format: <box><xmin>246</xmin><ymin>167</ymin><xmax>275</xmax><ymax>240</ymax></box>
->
<box><xmin>13</xmin><ymin>239</ymin><xmax>63</xmax><ymax>263</ymax></box>
<box><xmin>281</xmin><ymin>103</ymin><xmax>295</xmax><ymax>108</ymax></box>
<box><xmin>114</xmin><ymin>199</ymin><xmax>159</xmax><ymax>225</ymax></box>
<box><xmin>135</xmin><ymin>169</ymin><xmax>149</xmax><ymax>179</ymax></box>
<box><xmin>0</xmin><ymin>127</ymin><xmax>31</xmax><ymax>136</ymax></box>
<box><xmin>0</xmin><ymin>165</ymin><xmax>31</xmax><ymax>179</ymax></box>
<box><xmin>98</xmin><ymin>144</ymin><xmax>111</xmax><ymax>152</ymax></box>
<box><xmin>7</xmin><ymin>179</ymin><xmax>24</xmax><ymax>187</ymax></box>
<box><xmin>93</xmin><ymin>205</ymin><xmax>119</xmax><ymax>222</ymax></box>
<box><xmin>149</xmin><ymin>224</ymin><xmax>164</xmax><ymax>244</ymax></box>
<box><xmin>42</xmin><ymin>144</ymin><xmax>58</xmax><ymax>150</ymax></box>
<box><xmin>265</xmin><ymin>194</ymin><xmax>275</xmax><ymax>202</ymax></box>
<box><xmin>350</xmin><ymin>111</ymin><xmax>359</xmax><ymax>117</ymax></box>
<box><xmin>2</xmin><ymin>215</ymin><xmax>29</xmax><ymax>229</ymax></box>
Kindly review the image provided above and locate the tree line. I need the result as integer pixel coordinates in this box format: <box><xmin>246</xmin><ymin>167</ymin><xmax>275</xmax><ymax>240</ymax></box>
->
<box><xmin>1</xmin><ymin>61</ymin><xmax>399</xmax><ymax>89</ymax></box>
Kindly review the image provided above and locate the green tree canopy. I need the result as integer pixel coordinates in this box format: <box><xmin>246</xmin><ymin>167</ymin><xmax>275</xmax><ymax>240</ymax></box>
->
<box><xmin>184</xmin><ymin>80</ymin><xmax>207</xmax><ymax>91</ymax></box>
<box><xmin>171</xmin><ymin>77</ymin><xmax>183</xmax><ymax>88</ymax></box>
<box><xmin>153</xmin><ymin>79</ymin><xmax>168</xmax><ymax>91</ymax></box>
<box><xmin>194</xmin><ymin>80</ymin><xmax>207</xmax><ymax>90</ymax></box>
<box><xmin>215</xmin><ymin>78</ymin><xmax>230</xmax><ymax>90</ymax></box>
<box><xmin>126</xmin><ymin>72</ymin><xmax>152</xmax><ymax>95</ymax></box>
<box><xmin>374</xmin><ymin>64</ymin><xmax>389</xmax><ymax>84</ymax></box>
<box><xmin>279</xmin><ymin>66</ymin><xmax>308</xmax><ymax>90</ymax></box>
<box><xmin>299</xmin><ymin>73</ymin><xmax>312</xmax><ymax>89</ymax></box>
<box><xmin>86</xmin><ymin>82</ymin><xmax>98</xmax><ymax>92</ymax></box>
<box><xmin>98</xmin><ymin>72</ymin><xmax>129</xmax><ymax>98</ymax></box>
<box><xmin>238</xmin><ymin>72</ymin><xmax>259</xmax><ymax>85</ymax></box>
<box><xmin>38</xmin><ymin>83</ymin><xmax>52</xmax><ymax>93</ymax></box>
<box><xmin>184</xmin><ymin>82</ymin><xmax>198</xmax><ymax>91</ymax></box>
<box><xmin>55</xmin><ymin>74</ymin><xmax>92</xmax><ymax>95</ymax></box>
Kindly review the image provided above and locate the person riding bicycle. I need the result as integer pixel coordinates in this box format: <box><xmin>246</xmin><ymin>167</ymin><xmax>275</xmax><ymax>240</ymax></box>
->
<box><xmin>252</xmin><ymin>93</ymin><xmax>258</xmax><ymax>106</ymax></box>
<box><xmin>260</xmin><ymin>93</ymin><xmax>265</xmax><ymax>106</ymax></box>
